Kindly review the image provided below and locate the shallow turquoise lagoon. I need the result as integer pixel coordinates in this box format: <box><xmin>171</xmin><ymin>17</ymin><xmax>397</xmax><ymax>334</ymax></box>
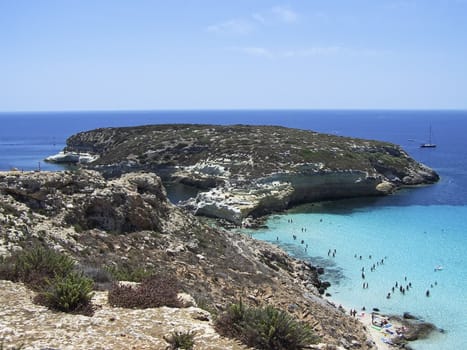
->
<box><xmin>246</xmin><ymin>202</ymin><xmax>467</xmax><ymax>350</ymax></box>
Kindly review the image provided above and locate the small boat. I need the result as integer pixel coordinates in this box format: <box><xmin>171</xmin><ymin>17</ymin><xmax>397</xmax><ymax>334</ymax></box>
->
<box><xmin>434</xmin><ymin>265</ymin><xmax>443</xmax><ymax>271</ymax></box>
<box><xmin>421</xmin><ymin>125</ymin><xmax>436</xmax><ymax>148</ymax></box>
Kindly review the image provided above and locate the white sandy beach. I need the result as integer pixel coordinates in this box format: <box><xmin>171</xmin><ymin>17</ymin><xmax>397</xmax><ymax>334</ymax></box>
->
<box><xmin>357</xmin><ymin>311</ymin><xmax>392</xmax><ymax>350</ymax></box>
<box><xmin>341</xmin><ymin>306</ymin><xmax>409</xmax><ymax>350</ymax></box>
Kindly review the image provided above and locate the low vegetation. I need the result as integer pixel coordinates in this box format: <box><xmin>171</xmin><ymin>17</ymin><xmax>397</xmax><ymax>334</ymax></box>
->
<box><xmin>0</xmin><ymin>245</ymin><xmax>75</xmax><ymax>288</ymax></box>
<box><xmin>215</xmin><ymin>301</ymin><xmax>320</xmax><ymax>350</ymax></box>
<box><xmin>66</xmin><ymin>124</ymin><xmax>416</xmax><ymax>178</ymax></box>
<box><xmin>0</xmin><ymin>245</ymin><xmax>94</xmax><ymax>315</ymax></box>
<box><xmin>104</xmin><ymin>263</ymin><xmax>155</xmax><ymax>282</ymax></box>
<box><xmin>38</xmin><ymin>271</ymin><xmax>94</xmax><ymax>313</ymax></box>
<box><xmin>163</xmin><ymin>330</ymin><xmax>196</xmax><ymax>350</ymax></box>
<box><xmin>108</xmin><ymin>273</ymin><xmax>182</xmax><ymax>309</ymax></box>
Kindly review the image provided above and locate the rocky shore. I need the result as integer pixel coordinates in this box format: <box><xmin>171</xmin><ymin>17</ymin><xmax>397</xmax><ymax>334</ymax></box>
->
<box><xmin>58</xmin><ymin>124</ymin><xmax>439</xmax><ymax>225</ymax></box>
<box><xmin>1</xmin><ymin>170</ymin><xmax>377</xmax><ymax>349</ymax></box>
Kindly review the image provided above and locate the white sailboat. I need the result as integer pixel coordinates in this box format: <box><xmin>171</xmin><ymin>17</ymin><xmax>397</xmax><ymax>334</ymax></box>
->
<box><xmin>420</xmin><ymin>125</ymin><xmax>436</xmax><ymax>148</ymax></box>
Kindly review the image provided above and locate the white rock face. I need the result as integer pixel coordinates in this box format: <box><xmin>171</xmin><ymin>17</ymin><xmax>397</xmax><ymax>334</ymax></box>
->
<box><xmin>45</xmin><ymin>151</ymin><xmax>99</xmax><ymax>164</ymax></box>
<box><xmin>189</xmin><ymin>180</ymin><xmax>294</xmax><ymax>225</ymax></box>
<box><xmin>184</xmin><ymin>168</ymin><xmax>384</xmax><ymax>225</ymax></box>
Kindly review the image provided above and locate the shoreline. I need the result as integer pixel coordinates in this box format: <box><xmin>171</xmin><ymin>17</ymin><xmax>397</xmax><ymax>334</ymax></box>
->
<box><xmin>239</xmin><ymin>214</ymin><xmax>441</xmax><ymax>350</ymax></box>
<box><xmin>357</xmin><ymin>311</ymin><xmax>393</xmax><ymax>350</ymax></box>
<box><xmin>325</xmin><ymin>296</ymin><xmax>438</xmax><ymax>350</ymax></box>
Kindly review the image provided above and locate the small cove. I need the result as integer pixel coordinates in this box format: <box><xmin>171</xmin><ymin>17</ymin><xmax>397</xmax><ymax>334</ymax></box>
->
<box><xmin>242</xmin><ymin>198</ymin><xmax>467</xmax><ymax>350</ymax></box>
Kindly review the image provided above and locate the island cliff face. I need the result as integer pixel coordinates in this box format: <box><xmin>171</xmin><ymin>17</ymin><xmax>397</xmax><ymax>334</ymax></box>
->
<box><xmin>63</xmin><ymin>124</ymin><xmax>439</xmax><ymax>224</ymax></box>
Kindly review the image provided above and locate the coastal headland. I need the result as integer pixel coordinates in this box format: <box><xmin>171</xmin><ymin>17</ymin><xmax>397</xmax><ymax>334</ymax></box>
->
<box><xmin>52</xmin><ymin>124</ymin><xmax>439</xmax><ymax>225</ymax></box>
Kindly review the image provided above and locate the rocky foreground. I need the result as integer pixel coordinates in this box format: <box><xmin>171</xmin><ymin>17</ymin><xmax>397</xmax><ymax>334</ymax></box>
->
<box><xmin>57</xmin><ymin>124</ymin><xmax>439</xmax><ymax>224</ymax></box>
<box><xmin>1</xmin><ymin>170</ymin><xmax>375</xmax><ymax>349</ymax></box>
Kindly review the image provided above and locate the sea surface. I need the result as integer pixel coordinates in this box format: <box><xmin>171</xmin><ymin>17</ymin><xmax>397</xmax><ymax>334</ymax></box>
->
<box><xmin>1</xmin><ymin>110</ymin><xmax>466</xmax><ymax>349</ymax></box>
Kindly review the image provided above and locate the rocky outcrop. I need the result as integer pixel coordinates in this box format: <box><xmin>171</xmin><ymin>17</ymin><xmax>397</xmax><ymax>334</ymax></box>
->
<box><xmin>58</xmin><ymin>124</ymin><xmax>439</xmax><ymax>224</ymax></box>
<box><xmin>0</xmin><ymin>170</ymin><xmax>377</xmax><ymax>349</ymax></box>
<box><xmin>390</xmin><ymin>314</ymin><xmax>439</xmax><ymax>344</ymax></box>
<box><xmin>0</xmin><ymin>280</ymin><xmax>244</xmax><ymax>350</ymax></box>
<box><xmin>0</xmin><ymin>170</ymin><xmax>171</xmax><ymax>234</ymax></box>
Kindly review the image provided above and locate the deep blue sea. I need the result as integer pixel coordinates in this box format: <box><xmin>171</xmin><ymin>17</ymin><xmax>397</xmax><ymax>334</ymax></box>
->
<box><xmin>1</xmin><ymin>110</ymin><xmax>466</xmax><ymax>349</ymax></box>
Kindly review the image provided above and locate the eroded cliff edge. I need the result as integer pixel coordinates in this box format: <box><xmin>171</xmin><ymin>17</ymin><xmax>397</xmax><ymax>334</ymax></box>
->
<box><xmin>60</xmin><ymin>124</ymin><xmax>439</xmax><ymax>224</ymax></box>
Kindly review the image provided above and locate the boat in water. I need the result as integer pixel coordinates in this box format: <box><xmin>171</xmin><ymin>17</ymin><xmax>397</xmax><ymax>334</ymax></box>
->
<box><xmin>421</xmin><ymin>125</ymin><xmax>437</xmax><ymax>148</ymax></box>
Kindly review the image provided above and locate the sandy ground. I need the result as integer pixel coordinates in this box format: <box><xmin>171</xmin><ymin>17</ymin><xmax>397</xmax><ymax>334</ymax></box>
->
<box><xmin>342</xmin><ymin>307</ymin><xmax>407</xmax><ymax>350</ymax></box>
<box><xmin>357</xmin><ymin>311</ymin><xmax>393</xmax><ymax>350</ymax></box>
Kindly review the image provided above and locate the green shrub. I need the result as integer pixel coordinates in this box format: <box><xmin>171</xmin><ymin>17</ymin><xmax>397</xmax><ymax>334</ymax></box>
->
<box><xmin>108</xmin><ymin>274</ymin><xmax>181</xmax><ymax>309</ymax></box>
<box><xmin>163</xmin><ymin>330</ymin><xmax>196</xmax><ymax>350</ymax></box>
<box><xmin>0</xmin><ymin>246</ymin><xmax>75</xmax><ymax>289</ymax></box>
<box><xmin>215</xmin><ymin>303</ymin><xmax>319</xmax><ymax>350</ymax></box>
<box><xmin>39</xmin><ymin>271</ymin><xmax>94</xmax><ymax>314</ymax></box>
<box><xmin>104</xmin><ymin>264</ymin><xmax>155</xmax><ymax>282</ymax></box>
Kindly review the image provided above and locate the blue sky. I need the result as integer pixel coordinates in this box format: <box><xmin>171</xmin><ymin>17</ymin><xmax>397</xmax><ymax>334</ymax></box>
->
<box><xmin>1</xmin><ymin>0</ymin><xmax>466</xmax><ymax>111</ymax></box>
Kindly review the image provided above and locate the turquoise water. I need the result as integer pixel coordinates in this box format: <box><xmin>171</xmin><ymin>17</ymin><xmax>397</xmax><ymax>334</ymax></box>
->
<box><xmin>247</xmin><ymin>201</ymin><xmax>467</xmax><ymax>349</ymax></box>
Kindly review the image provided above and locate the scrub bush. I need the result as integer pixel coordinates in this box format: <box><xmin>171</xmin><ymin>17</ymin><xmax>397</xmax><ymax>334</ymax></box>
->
<box><xmin>38</xmin><ymin>271</ymin><xmax>94</xmax><ymax>314</ymax></box>
<box><xmin>0</xmin><ymin>245</ymin><xmax>75</xmax><ymax>289</ymax></box>
<box><xmin>104</xmin><ymin>264</ymin><xmax>155</xmax><ymax>282</ymax></box>
<box><xmin>215</xmin><ymin>302</ymin><xmax>319</xmax><ymax>350</ymax></box>
<box><xmin>164</xmin><ymin>330</ymin><xmax>196</xmax><ymax>350</ymax></box>
<box><xmin>108</xmin><ymin>273</ymin><xmax>181</xmax><ymax>308</ymax></box>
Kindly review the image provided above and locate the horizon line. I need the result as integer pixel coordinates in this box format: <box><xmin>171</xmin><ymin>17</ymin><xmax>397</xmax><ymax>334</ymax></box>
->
<box><xmin>1</xmin><ymin>107</ymin><xmax>467</xmax><ymax>114</ymax></box>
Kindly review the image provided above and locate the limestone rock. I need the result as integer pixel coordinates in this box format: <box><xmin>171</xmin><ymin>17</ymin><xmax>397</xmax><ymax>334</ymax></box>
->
<box><xmin>0</xmin><ymin>170</ymin><xmax>395</xmax><ymax>349</ymax></box>
<box><xmin>60</xmin><ymin>124</ymin><xmax>439</xmax><ymax>224</ymax></box>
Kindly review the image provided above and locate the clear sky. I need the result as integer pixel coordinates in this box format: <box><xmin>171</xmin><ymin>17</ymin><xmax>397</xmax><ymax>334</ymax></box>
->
<box><xmin>1</xmin><ymin>0</ymin><xmax>466</xmax><ymax>111</ymax></box>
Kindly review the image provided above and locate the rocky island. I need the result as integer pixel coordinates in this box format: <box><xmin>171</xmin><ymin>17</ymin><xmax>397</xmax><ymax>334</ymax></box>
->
<box><xmin>59</xmin><ymin>124</ymin><xmax>439</xmax><ymax>224</ymax></box>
